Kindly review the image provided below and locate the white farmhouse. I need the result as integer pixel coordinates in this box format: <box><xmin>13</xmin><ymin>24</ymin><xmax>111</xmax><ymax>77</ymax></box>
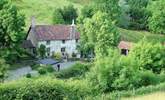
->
<box><xmin>24</xmin><ymin>17</ymin><xmax>80</xmax><ymax>58</ymax></box>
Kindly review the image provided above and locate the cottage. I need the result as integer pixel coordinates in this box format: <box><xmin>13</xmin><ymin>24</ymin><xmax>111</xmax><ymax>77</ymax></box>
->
<box><xmin>25</xmin><ymin>17</ymin><xmax>80</xmax><ymax>58</ymax></box>
<box><xmin>118</xmin><ymin>41</ymin><xmax>133</xmax><ymax>55</ymax></box>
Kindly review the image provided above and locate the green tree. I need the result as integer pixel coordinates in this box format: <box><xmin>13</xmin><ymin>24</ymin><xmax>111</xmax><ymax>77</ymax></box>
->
<box><xmin>130</xmin><ymin>40</ymin><xmax>165</xmax><ymax>74</ymax></box>
<box><xmin>77</xmin><ymin>5</ymin><xmax>94</xmax><ymax>24</ymax></box>
<box><xmin>126</xmin><ymin>0</ymin><xmax>150</xmax><ymax>30</ymax></box>
<box><xmin>94</xmin><ymin>0</ymin><xmax>121</xmax><ymax>24</ymax></box>
<box><xmin>38</xmin><ymin>44</ymin><xmax>46</xmax><ymax>58</ymax></box>
<box><xmin>79</xmin><ymin>11</ymin><xmax>120</xmax><ymax>56</ymax></box>
<box><xmin>52</xmin><ymin>8</ymin><xmax>64</xmax><ymax>24</ymax></box>
<box><xmin>147</xmin><ymin>0</ymin><xmax>165</xmax><ymax>34</ymax></box>
<box><xmin>61</xmin><ymin>4</ymin><xmax>78</xmax><ymax>24</ymax></box>
<box><xmin>0</xmin><ymin>58</ymin><xmax>9</xmax><ymax>83</ymax></box>
<box><xmin>0</xmin><ymin>0</ymin><xmax>25</xmax><ymax>47</ymax></box>
<box><xmin>118</xmin><ymin>0</ymin><xmax>130</xmax><ymax>28</ymax></box>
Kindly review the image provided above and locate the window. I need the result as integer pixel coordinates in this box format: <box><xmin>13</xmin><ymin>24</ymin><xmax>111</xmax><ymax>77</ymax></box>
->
<box><xmin>62</xmin><ymin>40</ymin><xmax>65</xmax><ymax>44</ymax></box>
<box><xmin>61</xmin><ymin>47</ymin><xmax>65</xmax><ymax>52</ymax></box>
<box><xmin>46</xmin><ymin>40</ymin><xmax>50</xmax><ymax>45</ymax></box>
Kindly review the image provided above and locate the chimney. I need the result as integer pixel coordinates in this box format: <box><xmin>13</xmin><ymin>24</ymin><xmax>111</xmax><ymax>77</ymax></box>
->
<box><xmin>70</xmin><ymin>19</ymin><xmax>76</xmax><ymax>39</ymax></box>
<box><xmin>31</xmin><ymin>16</ymin><xmax>36</xmax><ymax>28</ymax></box>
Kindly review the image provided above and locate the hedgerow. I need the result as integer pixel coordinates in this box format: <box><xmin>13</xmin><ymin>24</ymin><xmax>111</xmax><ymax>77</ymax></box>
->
<box><xmin>0</xmin><ymin>77</ymin><xmax>92</xmax><ymax>100</ymax></box>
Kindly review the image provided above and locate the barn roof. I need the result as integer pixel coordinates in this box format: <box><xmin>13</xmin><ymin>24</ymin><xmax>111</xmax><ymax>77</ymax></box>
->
<box><xmin>30</xmin><ymin>25</ymin><xmax>80</xmax><ymax>41</ymax></box>
<box><xmin>118</xmin><ymin>41</ymin><xmax>133</xmax><ymax>50</ymax></box>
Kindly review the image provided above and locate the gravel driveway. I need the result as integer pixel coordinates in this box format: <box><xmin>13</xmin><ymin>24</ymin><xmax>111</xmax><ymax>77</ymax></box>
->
<box><xmin>6</xmin><ymin>66</ymin><xmax>38</xmax><ymax>81</ymax></box>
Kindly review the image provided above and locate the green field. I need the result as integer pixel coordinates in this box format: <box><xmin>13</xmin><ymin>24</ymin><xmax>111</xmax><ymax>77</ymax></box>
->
<box><xmin>120</xmin><ymin>28</ymin><xmax>165</xmax><ymax>43</ymax></box>
<box><xmin>12</xmin><ymin>0</ymin><xmax>84</xmax><ymax>28</ymax></box>
<box><xmin>12</xmin><ymin>0</ymin><xmax>164</xmax><ymax>43</ymax></box>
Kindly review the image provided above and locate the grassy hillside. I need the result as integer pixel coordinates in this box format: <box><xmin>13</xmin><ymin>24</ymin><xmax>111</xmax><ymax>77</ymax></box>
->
<box><xmin>12</xmin><ymin>0</ymin><xmax>84</xmax><ymax>28</ymax></box>
<box><xmin>120</xmin><ymin>28</ymin><xmax>165</xmax><ymax>43</ymax></box>
<box><xmin>12</xmin><ymin>0</ymin><xmax>164</xmax><ymax>43</ymax></box>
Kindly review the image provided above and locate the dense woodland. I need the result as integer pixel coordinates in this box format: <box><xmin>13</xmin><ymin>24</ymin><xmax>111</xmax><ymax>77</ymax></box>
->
<box><xmin>0</xmin><ymin>0</ymin><xmax>165</xmax><ymax>99</ymax></box>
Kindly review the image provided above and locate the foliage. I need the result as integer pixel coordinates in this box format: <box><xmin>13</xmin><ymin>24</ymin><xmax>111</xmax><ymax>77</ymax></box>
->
<box><xmin>147</xmin><ymin>0</ymin><xmax>165</xmax><ymax>34</ymax></box>
<box><xmin>79</xmin><ymin>11</ymin><xmax>120</xmax><ymax>56</ymax></box>
<box><xmin>38</xmin><ymin>44</ymin><xmax>46</xmax><ymax>58</ymax></box>
<box><xmin>52</xmin><ymin>8</ymin><xmax>64</xmax><ymax>24</ymax></box>
<box><xmin>46</xmin><ymin>65</ymin><xmax>55</xmax><ymax>73</ymax></box>
<box><xmin>26</xmin><ymin>73</ymin><xmax>32</xmax><ymax>78</ymax></box>
<box><xmin>87</xmin><ymin>42</ymin><xmax>165</xmax><ymax>92</ymax></box>
<box><xmin>53</xmin><ymin>52</ymin><xmax>62</xmax><ymax>61</ymax></box>
<box><xmin>0</xmin><ymin>78</ymin><xmax>91</xmax><ymax>100</ymax></box>
<box><xmin>60</xmin><ymin>4</ymin><xmax>78</xmax><ymax>24</ymax></box>
<box><xmin>0</xmin><ymin>0</ymin><xmax>25</xmax><ymax>47</ymax></box>
<box><xmin>37</xmin><ymin>67</ymin><xmax>47</xmax><ymax>75</ymax></box>
<box><xmin>93</xmin><ymin>0</ymin><xmax>121</xmax><ymax>24</ymax></box>
<box><xmin>118</xmin><ymin>0</ymin><xmax>130</xmax><ymax>28</ymax></box>
<box><xmin>0</xmin><ymin>58</ymin><xmax>9</xmax><ymax>83</ymax></box>
<box><xmin>77</xmin><ymin>5</ymin><xmax>94</xmax><ymax>24</ymax></box>
<box><xmin>126</xmin><ymin>0</ymin><xmax>150</xmax><ymax>30</ymax></box>
<box><xmin>55</xmin><ymin>62</ymin><xmax>91</xmax><ymax>79</ymax></box>
<box><xmin>36</xmin><ymin>65</ymin><xmax>55</xmax><ymax>75</ymax></box>
<box><xmin>130</xmin><ymin>40</ymin><xmax>165</xmax><ymax>74</ymax></box>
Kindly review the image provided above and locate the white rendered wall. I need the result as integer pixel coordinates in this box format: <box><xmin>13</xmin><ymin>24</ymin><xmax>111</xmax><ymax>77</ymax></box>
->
<box><xmin>38</xmin><ymin>39</ymin><xmax>78</xmax><ymax>57</ymax></box>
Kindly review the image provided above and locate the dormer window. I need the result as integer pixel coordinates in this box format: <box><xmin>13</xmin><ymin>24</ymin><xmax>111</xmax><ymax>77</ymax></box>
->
<box><xmin>46</xmin><ymin>40</ymin><xmax>50</xmax><ymax>45</ymax></box>
<box><xmin>62</xmin><ymin>40</ymin><xmax>65</xmax><ymax>44</ymax></box>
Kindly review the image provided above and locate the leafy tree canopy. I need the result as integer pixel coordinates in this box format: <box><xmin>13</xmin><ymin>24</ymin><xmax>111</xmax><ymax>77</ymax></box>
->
<box><xmin>0</xmin><ymin>0</ymin><xmax>25</xmax><ymax>48</ymax></box>
<box><xmin>147</xmin><ymin>0</ymin><xmax>165</xmax><ymax>34</ymax></box>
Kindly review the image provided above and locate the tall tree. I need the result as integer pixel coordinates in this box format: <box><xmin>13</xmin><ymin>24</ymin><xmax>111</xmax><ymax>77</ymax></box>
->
<box><xmin>79</xmin><ymin>11</ymin><xmax>120</xmax><ymax>56</ymax></box>
<box><xmin>147</xmin><ymin>0</ymin><xmax>165</xmax><ymax>34</ymax></box>
<box><xmin>0</xmin><ymin>0</ymin><xmax>25</xmax><ymax>48</ymax></box>
<box><xmin>61</xmin><ymin>4</ymin><xmax>78</xmax><ymax>24</ymax></box>
<box><xmin>126</xmin><ymin>0</ymin><xmax>150</xmax><ymax>30</ymax></box>
<box><xmin>94</xmin><ymin>0</ymin><xmax>121</xmax><ymax>24</ymax></box>
<box><xmin>52</xmin><ymin>8</ymin><xmax>64</xmax><ymax>24</ymax></box>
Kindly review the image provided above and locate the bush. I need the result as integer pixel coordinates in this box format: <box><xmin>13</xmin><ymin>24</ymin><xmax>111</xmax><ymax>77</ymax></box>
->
<box><xmin>129</xmin><ymin>41</ymin><xmax>165</xmax><ymax>74</ymax></box>
<box><xmin>0</xmin><ymin>78</ymin><xmax>91</xmax><ymax>100</ymax></box>
<box><xmin>26</xmin><ymin>73</ymin><xmax>32</xmax><ymax>78</ymax></box>
<box><xmin>53</xmin><ymin>52</ymin><xmax>62</xmax><ymax>61</ymax></box>
<box><xmin>46</xmin><ymin>65</ymin><xmax>55</xmax><ymax>73</ymax></box>
<box><xmin>55</xmin><ymin>62</ymin><xmax>91</xmax><ymax>79</ymax></box>
<box><xmin>37</xmin><ymin>67</ymin><xmax>47</xmax><ymax>75</ymax></box>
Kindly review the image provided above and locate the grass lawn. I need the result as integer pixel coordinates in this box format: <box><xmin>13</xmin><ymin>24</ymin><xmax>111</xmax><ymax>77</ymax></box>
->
<box><xmin>120</xmin><ymin>28</ymin><xmax>165</xmax><ymax>43</ymax></box>
<box><xmin>123</xmin><ymin>92</ymin><xmax>165</xmax><ymax>100</ymax></box>
<box><xmin>12</xmin><ymin>0</ymin><xmax>84</xmax><ymax>29</ymax></box>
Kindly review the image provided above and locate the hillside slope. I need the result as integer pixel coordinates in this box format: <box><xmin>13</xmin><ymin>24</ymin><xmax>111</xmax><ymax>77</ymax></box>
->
<box><xmin>120</xmin><ymin>28</ymin><xmax>165</xmax><ymax>43</ymax></box>
<box><xmin>12</xmin><ymin>0</ymin><xmax>84</xmax><ymax>27</ymax></box>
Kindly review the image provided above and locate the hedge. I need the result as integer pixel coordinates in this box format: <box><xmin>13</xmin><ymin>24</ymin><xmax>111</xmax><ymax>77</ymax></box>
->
<box><xmin>0</xmin><ymin>77</ymin><xmax>91</xmax><ymax>100</ymax></box>
<box><xmin>88</xmin><ymin>82</ymin><xmax>165</xmax><ymax>100</ymax></box>
<box><xmin>55</xmin><ymin>62</ymin><xmax>91</xmax><ymax>79</ymax></box>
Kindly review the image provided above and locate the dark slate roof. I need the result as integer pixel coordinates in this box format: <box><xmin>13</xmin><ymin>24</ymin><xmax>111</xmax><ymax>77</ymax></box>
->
<box><xmin>22</xmin><ymin>40</ymin><xmax>35</xmax><ymax>48</ymax></box>
<box><xmin>118</xmin><ymin>41</ymin><xmax>133</xmax><ymax>50</ymax></box>
<box><xmin>32</xmin><ymin>25</ymin><xmax>80</xmax><ymax>41</ymax></box>
<box><xmin>37</xmin><ymin>58</ymin><xmax>59</xmax><ymax>65</ymax></box>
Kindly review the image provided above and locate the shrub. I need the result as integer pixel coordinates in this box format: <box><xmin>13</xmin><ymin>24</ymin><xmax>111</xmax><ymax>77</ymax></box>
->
<box><xmin>53</xmin><ymin>52</ymin><xmax>62</xmax><ymax>61</ymax></box>
<box><xmin>55</xmin><ymin>62</ymin><xmax>91</xmax><ymax>79</ymax></box>
<box><xmin>37</xmin><ymin>67</ymin><xmax>47</xmax><ymax>75</ymax></box>
<box><xmin>129</xmin><ymin>41</ymin><xmax>165</xmax><ymax>74</ymax></box>
<box><xmin>26</xmin><ymin>73</ymin><xmax>32</xmax><ymax>78</ymax></box>
<box><xmin>46</xmin><ymin>65</ymin><xmax>55</xmax><ymax>73</ymax></box>
<box><xmin>0</xmin><ymin>78</ymin><xmax>92</xmax><ymax>100</ymax></box>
